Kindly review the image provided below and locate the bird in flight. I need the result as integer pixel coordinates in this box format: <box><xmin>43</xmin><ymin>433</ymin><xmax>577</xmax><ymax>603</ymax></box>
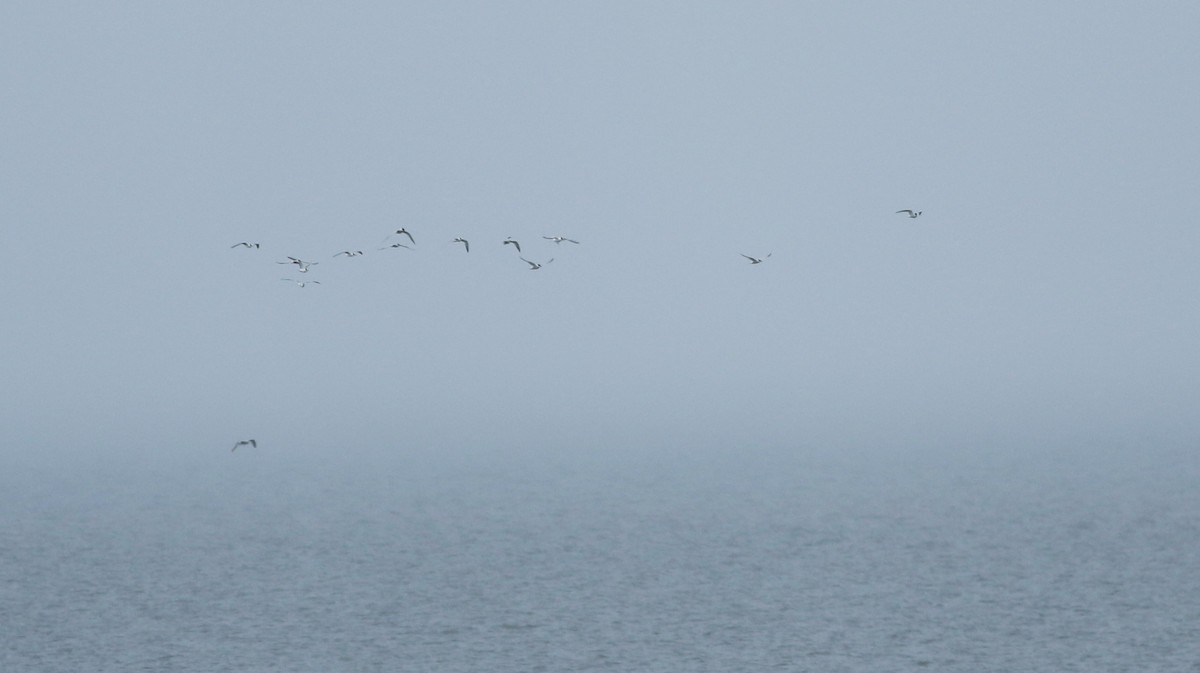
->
<box><xmin>378</xmin><ymin>243</ymin><xmax>412</xmax><ymax>251</ymax></box>
<box><xmin>231</xmin><ymin>242</ymin><xmax>260</xmax><ymax>249</ymax></box>
<box><xmin>542</xmin><ymin>236</ymin><xmax>579</xmax><ymax>244</ymax></box>
<box><xmin>452</xmin><ymin>238</ymin><xmax>470</xmax><ymax>252</ymax></box>
<box><xmin>334</xmin><ymin>250</ymin><xmax>364</xmax><ymax>257</ymax></box>
<box><xmin>282</xmin><ymin>278</ymin><xmax>321</xmax><ymax>287</ymax></box>
<box><xmin>741</xmin><ymin>253</ymin><xmax>771</xmax><ymax>264</ymax></box>
<box><xmin>278</xmin><ymin>257</ymin><xmax>318</xmax><ymax>272</ymax></box>
<box><xmin>503</xmin><ymin>237</ymin><xmax>521</xmax><ymax>253</ymax></box>
<box><xmin>394</xmin><ymin>228</ymin><xmax>416</xmax><ymax>245</ymax></box>
<box><xmin>521</xmin><ymin>257</ymin><xmax>553</xmax><ymax>270</ymax></box>
<box><xmin>896</xmin><ymin>209</ymin><xmax>923</xmax><ymax>218</ymax></box>
<box><xmin>231</xmin><ymin>439</ymin><xmax>256</xmax><ymax>451</ymax></box>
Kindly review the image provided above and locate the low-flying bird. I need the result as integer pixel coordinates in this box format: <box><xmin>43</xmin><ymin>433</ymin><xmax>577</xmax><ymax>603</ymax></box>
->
<box><xmin>896</xmin><ymin>209</ymin><xmax>923</xmax><ymax>218</ymax></box>
<box><xmin>231</xmin><ymin>242</ymin><xmax>260</xmax><ymax>249</ymax></box>
<box><xmin>521</xmin><ymin>257</ymin><xmax>553</xmax><ymax>270</ymax></box>
<box><xmin>452</xmin><ymin>238</ymin><xmax>470</xmax><ymax>252</ymax></box>
<box><xmin>282</xmin><ymin>278</ymin><xmax>321</xmax><ymax>287</ymax></box>
<box><xmin>378</xmin><ymin>243</ymin><xmax>412</xmax><ymax>250</ymax></box>
<box><xmin>542</xmin><ymin>236</ymin><xmax>579</xmax><ymax>244</ymax></box>
<box><xmin>394</xmin><ymin>228</ymin><xmax>416</xmax><ymax>245</ymax></box>
<box><xmin>503</xmin><ymin>237</ymin><xmax>521</xmax><ymax>253</ymax></box>
<box><xmin>741</xmin><ymin>253</ymin><xmax>771</xmax><ymax>264</ymax></box>
<box><xmin>278</xmin><ymin>257</ymin><xmax>317</xmax><ymax>272</ymax></box>
<box><xmin>231</xmin><ymin>439</ymin><xmax>256</xmax><ymax>451</ymax></box>
<box><xmin>334</xmin><ymin>250</ymin><xmax>364</xmax><ymax>257</ymax></box>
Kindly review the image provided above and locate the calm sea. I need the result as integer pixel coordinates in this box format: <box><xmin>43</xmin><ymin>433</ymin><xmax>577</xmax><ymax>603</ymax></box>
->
<box><xmin>2</xmin><ymin>442</ymin><xmax>1198</xmax><ymax>672</ymax></box>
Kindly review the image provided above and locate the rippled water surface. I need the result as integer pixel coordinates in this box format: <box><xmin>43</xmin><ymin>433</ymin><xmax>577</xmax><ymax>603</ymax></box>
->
<box><xmin>3</xmin><ymin>443</ymin><xmax>1198</xmax><ymax>671</ymax></box>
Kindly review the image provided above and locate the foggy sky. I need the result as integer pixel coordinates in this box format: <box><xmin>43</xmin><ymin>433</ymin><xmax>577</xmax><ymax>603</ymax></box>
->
<box><xmin>3</xmin><ymin>2</ymin><xmax>1198</xmax><ymax>462</ymax></box>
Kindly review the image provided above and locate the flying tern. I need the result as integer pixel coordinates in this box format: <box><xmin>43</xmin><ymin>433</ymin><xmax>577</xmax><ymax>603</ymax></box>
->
<box><xmin>741</xmin><ymin>253</ymin><xmax>772</xmax><ymax>264</ymax></box>
<box><xmin>452</xmin><ymin>238</ymin><xmax>470</xmax><ymax>253</ymax></box>
<box><xmin>230</xmin><ymin>242</ymin><xmax>260</xmax><ymax>249</ymax></box>
<box><xmin>896</xmin><ymin>209</ymin><xmax>923</xmax><ymax>218</ymax></box>
<box><xmin>520</xmin><ymin>257</ymin><xmax>553</xmax><ymax>270</ymax></box>
<box><xmin>394</xmin><ymin>228</ymin><xmax>416</xmax><ymax>245</ymax></box>
<box><xmin>334</xmin><ymin>250</ymin><xmax>364</xmax><ymax>257</ymax></box>
<box><xmin>503</xmin><ymin>238</ymin><xmax>521</xmax><ymax>253</ymax></box>
<box><xmin>278</xmin><ymin>257</ymin><xmax>318</xmax><ymax>272</ymax></box>
<box><xmin>542</xmin><ymin>236</ymin><xmax>579</xmax><ymax>244</ymax></box>
<box><xmin>282</xmin><ymin>278</ymin><xmax>321</xmax><ymax>287</ymax></box>
<box><xmin>231</xmin><ymin>439</ymin><xmax>256</xmax><ymax>451</ymax></box>
<box><xmin>378</xmin><ymin>243</ymin><xmax>412</xmax><ymax>251</ymax></box>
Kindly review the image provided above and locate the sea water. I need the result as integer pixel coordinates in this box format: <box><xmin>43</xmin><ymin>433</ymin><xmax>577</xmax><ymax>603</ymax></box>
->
<box><xmin>2</xmin><ymin>442</ymin><xmax>1198</xmax><ymax>672</ymax></box>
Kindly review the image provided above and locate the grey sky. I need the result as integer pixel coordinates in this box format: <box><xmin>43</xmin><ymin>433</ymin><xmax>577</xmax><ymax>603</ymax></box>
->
<box><xmin>3</xmin><ymin>2</ymin><xmax>1198</xmax><ymax>462</ymax></box>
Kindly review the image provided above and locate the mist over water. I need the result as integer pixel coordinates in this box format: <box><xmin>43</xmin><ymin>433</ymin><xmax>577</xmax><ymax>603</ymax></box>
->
<box><xmin>4</xmin><ymin>2</ymin><xmax>1200</xmax><ymax>670</ymax></box>
<box><xmin>4</xmin><ymin>441</ymin><xmax>1197</xmax><ymax>672</ymax></box>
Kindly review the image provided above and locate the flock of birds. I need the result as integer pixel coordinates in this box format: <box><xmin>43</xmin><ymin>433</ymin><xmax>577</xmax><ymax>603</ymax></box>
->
<box><xmin>230</xmin><ymin>228</ymin><xmax>597</xmax><ymax>289</ymax></box>
<box><xmin>228</xmin><ymin>209</ymin><xmax>924</xmax><ymax>450</ymax></box>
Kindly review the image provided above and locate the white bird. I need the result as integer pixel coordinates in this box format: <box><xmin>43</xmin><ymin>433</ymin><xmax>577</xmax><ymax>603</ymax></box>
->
<box><xmin>542</xmin><ymin>236</ymin><xmax>579</xmax><ymax>244</ymax></box>
<box><xmin>394</xmin><ymin>228</ymin><xmax>416</xmax><ymax>245</ymax></box>
<box><xmin>231</xmin><ymin>439</ymin><xmax>256</xmax><ymax>452</ymax></box>
<box><xmin>282</xmin><ymin>278</ymin><xmax>321</xmax><ymax>287</ymax></box>
<box><xmin>741</xmin><ymin>253</ymin><xmax>771</xmax><ymax>264</ymax></box>
<box><xmin>278</xmin><ymin>257</ymin><xmax>318</xmax><ymax>272</ymax></box>
<box><xmin>503</xmin><ymin>237</ymin><xmax>521</xmax><ymax>253</ymax></box>
<box><xmin>230</xmin><ymin>242</ymin><xmax>260</xmax><ymax>249</ymax></box>
<box><xmin>521</xmin><ymin>257</ymin><xmax>553</xmax><ymax>270</ymax></box>
<box><xmin>896</xmin><ymin>209</ymin><xmax>922</xmax><ymax>218</ymax></box>
<box><xmin>378</xmin><ymin>243</ymin><xmax>412</xmax><ymax>251</ymax></box>
<box><xmin>452</xmin><ymin>238</ymin><xmax>470</xmax><ymax>253</ymax></box>
<box><xmin>334</xmin><ymin>250</ymin><xmax>364</xmax><ymax>257</ymax></box>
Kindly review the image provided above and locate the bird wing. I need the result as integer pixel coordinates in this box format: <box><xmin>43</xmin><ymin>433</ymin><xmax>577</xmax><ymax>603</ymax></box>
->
<box><xmin>402</xmin><ymin>231</ymin><xmax>415</xmax><ymax>244</ymax></box>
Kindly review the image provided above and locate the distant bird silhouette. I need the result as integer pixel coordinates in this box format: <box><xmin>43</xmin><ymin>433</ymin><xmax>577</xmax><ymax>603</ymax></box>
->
<box><xmin>378</xmin><ymin>243</ymin><xmax>412</xmax><ymax>251</ymax></box>
<box><xmin>741</xmin><ymin>253</ymin><xmax>771</xmax><ymax>264</ymax></box>
<box><xmin>542</xmin><ymin>236</ymin><xmax>579</xmax><ymax>244</ymax></box>
<box><xmin>334</xmin><ymin>250</ymin><xmax>364</xmax><ymax>257</ymax></box>
<box><xmin>394</xmin><ymin>228</ymin><xmax>416</xmax><ymax>245</ymax></box>
<box><xmin>231</xmin><ymin>439</ymin><xmax>256</xmax><ymax>451</ymax></box>
<box><xmin>278</xmin><ymin>257</ymin><xmax>317</xmax><ymax>272</ymax></box>
<box><xmin>452</xmin><ymin>238</ymin><xmax>470</xmax><ymax>253</ymax></box>
<box><xmin>521</xmin><ymin>257</ymin><xmax>553</xmax><ymax>270</ymax></box>
<box><xmin>230</xmin><ymin>242</ymin><xmax>260</xmax><ymax>249</ymax></box>
<box><xmin>503</xmin><ymin>237</ymin><xmax>521</xmax><ymax>253</ymax></box>
<box><xmin>896</xmin><ymin>209</ymin><xmax>922</xmax><ymax>218</ymax></box>
<box><xmin>282</xmin><ymin>278</ymin><xmax>321</xmax><ymax>288</ymax></box>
